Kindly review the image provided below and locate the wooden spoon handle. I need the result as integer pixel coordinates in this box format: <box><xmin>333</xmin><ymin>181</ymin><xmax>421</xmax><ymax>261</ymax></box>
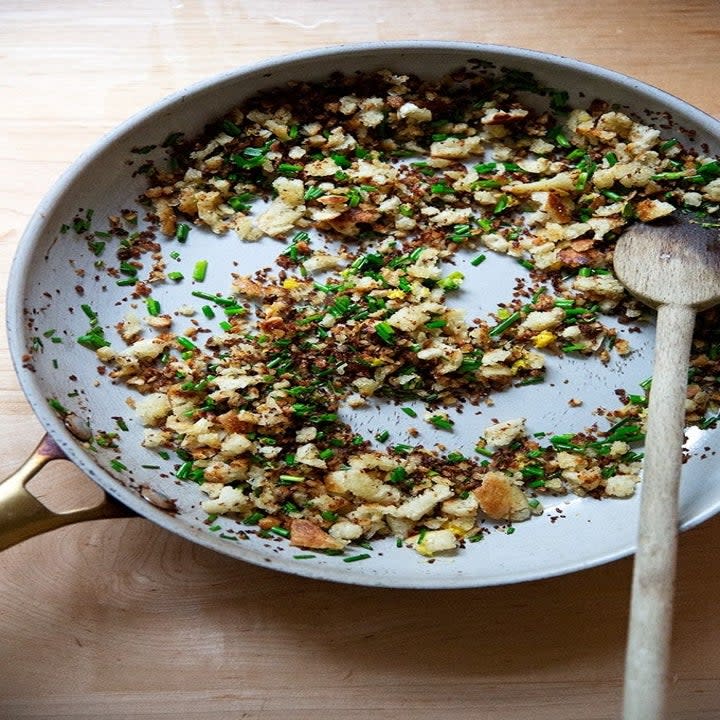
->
<box><xmin>623</xmin><ymin>303</ymin><xmax>696</xmax><ymax>720</ymax></box>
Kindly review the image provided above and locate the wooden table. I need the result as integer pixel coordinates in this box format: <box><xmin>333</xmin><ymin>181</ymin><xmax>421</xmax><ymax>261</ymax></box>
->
<box><xmin>1</xmin><ymin>2</ymin><xmax>719</xmax><ymax>718</ymax></box>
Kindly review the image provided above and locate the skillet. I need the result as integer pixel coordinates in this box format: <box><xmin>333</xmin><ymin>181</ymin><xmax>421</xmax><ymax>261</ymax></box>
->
<box><xmin>3</xmin><ymin>41</ymin><xmax>720</xmax><ymax>588</ymax></box>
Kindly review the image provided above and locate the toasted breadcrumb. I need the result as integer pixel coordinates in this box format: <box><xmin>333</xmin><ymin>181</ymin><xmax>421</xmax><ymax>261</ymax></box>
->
<box><xmin>83</xmin><ymin>66</ymin><xmax>720</xmax><ymax>556</ymax></box>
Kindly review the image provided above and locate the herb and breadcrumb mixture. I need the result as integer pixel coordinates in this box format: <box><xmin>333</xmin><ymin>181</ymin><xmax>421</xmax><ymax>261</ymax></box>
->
<box><xmin>68</xmin><ymin>66</ymin><xmax>720</xmax><ymax>557</ymax></box>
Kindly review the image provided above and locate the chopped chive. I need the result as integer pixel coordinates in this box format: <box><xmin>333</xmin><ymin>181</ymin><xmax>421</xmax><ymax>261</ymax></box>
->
<box><xmin>77</xmin><ymin>327</ymin><xmax>110</xmax><ymax>350</ymax></box>
<box><xmin>430</xmin><ymin>181</ymin><xmax>455</xmax><ymax>195</ymax></box>
<box><xmin>277</xmin><ymin>163</ymin><xmax>303</xmax><ymax>175</ymax></box>
<box><xmin>401</xmin><ymin>407</ymin><xmax>418</xmax><ymax>418</ymax></box>
<box><xmin>80</xmin><ymin>304</ymin><xmax>98</xmax><ymax>322</ymax></box>
<box><xmin>48</xmin><ymin>398</ymin><xmax>68</xmax><ymax>415</ymax></box>
<box><xmin>375</xmin><ymin>321</ymin><xmax>396</xmax><ymax>345</ymax></box>
<box><xmin>470</xmin><ymin>253</ymin><xmax>487</xmax><ymax>266</ymax></box>
<box><xmin>176</xmin><ymin>223</ymin><xmax>190</xmax><ymax>242</ymax></box>
<box><xmin>192</xmin><ymin>260</ymin><xmax>208</xmax><ymax>282</ymax></box>
<box><xmin>425</xmin><ymin>318</ymin><xmax>447</xmax><ymax>329</ymax></box>
<box><xmin>191</xmin><ymin>290</ymin><xmax>237</xmax><ymax>307</ymax></box>
<box><xmin>177</xmin><ymin>336</ymin><xmax>197</xmax><ymax>351</ymax></box>
<box><xmin>277</xmin><ymin>474</ymin><xmax>305</xmax><ymax>484</ymax></box>
<box><xmin>227</xmin><ymin>193</ymin><xmax>256</xmax><ymax>212</ymax></box>
<box><xmin>428</xmin><ymin>415</ymin><xmax>454</xmax><ymax>431</ymax></box>
<box><xmin>146</xmin><ymin>297</ymin><xmax>161</xmax><ymax>316</ymax></box>
<box><xmin>167</xmin><ymin>271</ymin><xmax>184</xmax><ymax>282</ymax></box>
<box><xmin>293</xmin><ymin>554</ymin><xmax>317</xmax><ymax>560</ymax></box>
<box><xmin>304</xmin><ymin>186</ymin><xmax>325</xmax><ymax>201</ymax></box>
<box><xmin>493</xmin><ymin>195</ymin><xmax>509</xmax><ymax>215</ymax></box>
<box><xmin>548</xmin><ymin>128</ymin><xmax>571</xmax><ymax>148</ymax></box>
<box><xmin>474</xmin><ymin>162</ymin><xmax>497</xmax><ymax>173</ymax></box>
<box><xmin>110</xmin><ymin>459</ymin><xmax>127</xmax><ymax>472</ymax></box>
<box><xmin>244</xmin><ymin>511</ymin><xmax>264</xmax><ymax>525</ymax></box>
<box><xmin>271</xmin><ymin>526</ymin><xmax>290</xmax><ymax>538</ymax></box>
<box><xmin>650</xmin><ymin>170</ymin><xmax>688</xmax><ymax>181</ymax></box>
<box><xmin>343</xmin><ymin>553</ymin><xmax>371</xmax><ymax>563</ymax></box>
<box><xmin>489</xmin><ymin>310</ymin><xmax>521</xmax><ymax>337</ymax></box>
<box><xmin>375</xmin><ymin>430</ymin><xmax>390</xmax><ymax>443</ymax></box>
<box><xmin>201</xmin><ymin>305</ymin><xmax>215</xmax><ymax>319</ymax></box>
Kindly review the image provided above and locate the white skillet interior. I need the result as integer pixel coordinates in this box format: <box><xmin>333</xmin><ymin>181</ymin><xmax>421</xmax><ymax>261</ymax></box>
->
<box><xmin>8</xmin><ymin>41</ymin><xmax>720</xmax><ymax>588</ymax></box>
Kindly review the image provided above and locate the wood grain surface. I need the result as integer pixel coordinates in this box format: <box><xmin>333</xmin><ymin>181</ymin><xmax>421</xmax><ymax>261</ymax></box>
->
<box><xmin>1</xmin><ymin>2</ymin><xmax>720</xmax><ymax>718</ymax></box>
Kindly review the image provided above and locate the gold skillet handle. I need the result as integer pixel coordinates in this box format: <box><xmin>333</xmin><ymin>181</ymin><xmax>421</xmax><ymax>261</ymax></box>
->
<box><xmin>0</xmin><ymin>434</ymin><xmax>134</xmax><ymax>551</ymax></box>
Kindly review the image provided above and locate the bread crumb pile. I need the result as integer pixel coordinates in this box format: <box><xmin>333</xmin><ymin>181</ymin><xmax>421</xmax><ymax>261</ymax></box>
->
<box><xmin>94</xmin><ymin>67</ymin><xmax>720</xmax><ymax>556</ymax></box>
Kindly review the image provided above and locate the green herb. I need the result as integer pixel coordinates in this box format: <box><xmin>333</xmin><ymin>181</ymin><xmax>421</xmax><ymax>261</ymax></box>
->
<box><xmin>221</xmin><ymin>119</ymin><xmax>243</xmax><ymax>136</ymax></box>
<box><xmin>77</xmin><ymin>325</ymin><xmax>110</xmax><ymax>350</ymax></box>
<box><xmin>176</xmin><ymin>336</ymin><xmax>197</xmax><ymax>351</ymax></box>
<box><xmin>343</xmin><ymin>553</ymin><xmax>371</xmax><ymax>563</ymax></box>
<box><xmin>428</xmin><ymin>415</ymin><xmax>454</xmax><ymax>431</ymax></box>
<box><xmin>474</xmin><ymin>162</ymin><xmax>497</xmax><ymax>174</ymax></box>
<box><xmin>229</xmin><ymin>140</ymin><xmax>273</xmax><ymax>170</ymax></box>
<box><xmin>304</xmin><ymin>186</ymin><xmax>325</xmax><ymax>201</ymax></box>
<box><xmin>550</xmin><ymin>90</ymin><xmax>570</xmax><ymax>111</ymax></box>
<box><xmin>243</xmin><ymin>511</ymin><xmax>263</xmax><ymax>525</ymax></box>
<box><xmin>425</xmin><ymin>318</ymin><xmax>448</xmax><ymax>329</ymax></box>
<box><xmin>430</xmin><ymin>181</ymin><xmax>455</xmax><ymax>195</ymax></box>
<box><xmin>277</xmin><ymin>474</ymin><xmax>305</xmax><ymax>485</ymax></box>
<box><xmin>447</xmin><ymin>224</ymin><xmax>472</xmax><ymax>243</ymax></box>
<box><xmin>401</xmin><ymin>407</ymin><xmax>418</xmax><ymax>418</ymax></box>
<box><xmin>493</xmin><ymin>195</ymin><xmax>509</xmax><ymax>215</ymax></box>
<box><xmin>47</xmin><ymin>398</ymin><xmax>68</xmax><ymax>415</ymax></box>
<box><xmin>192</xmin><ymin>260</ymin><xmax>208</xmax><ymax>282</ymax></box>
<box><xmin>175</xmin><ymin>223</ymin><xmax>190</xmax><ymax>242</ymax></box>
<box><xmin>650</xmin><ymin>170</ymin><xmax>688</xmax><ymax>181</ymax></box>
<box><xmin>191</xmin><ymin>290</ymin><xmax>237</xmax><ymax>307</ymax></box>
<box><xmin>548</xmin><ymin>127</ymin><xmax>571</xmax><ymax>148</ymax></box>
<box><xmin>412</xmin><ymin>161</ymin><xmax>436</xmax><ymax>177</ymax></box>
<box><xmin>470</xmin><ymin>254</ymin><xmax>487</xmax><ymax>266</ymax></box>
<box><xmin>167</xmin><ymin>271</ymin><xmax>184</xmax><ymax>282</ymax></box>
<box><xmin>489</xmin><ymin>310</ymin><xmax>521</xmax><ymax>337</ymax></box>
<box><xmin>389</xmin><ymin>466</ymin><xmax>408</xmax><ymax>484</ymax></box>
<box><xmin>375</xmin><ymin>321</ymin><xmax>396</xmax><ymax>345</ymax></box>
<box><xmin>146</xmin><ymin>297</ymin><xmax>161</xmax><ymax>317</ymax></box>
<box><xmin>227</xmin><ymin>193</ymin><xmax>256</xmax><ymax>212</ymax></box>
<box><xmin>278</xmin><ymin>162</ymin><xmax>303</xmax><ymax>175</ymax></box>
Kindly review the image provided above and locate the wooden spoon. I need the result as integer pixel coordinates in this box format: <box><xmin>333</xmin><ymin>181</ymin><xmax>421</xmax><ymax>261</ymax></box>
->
<box><xmin>613</xmin><ymin>217</ymin><xmax>720</xmax><ymax>720</ymax></box>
